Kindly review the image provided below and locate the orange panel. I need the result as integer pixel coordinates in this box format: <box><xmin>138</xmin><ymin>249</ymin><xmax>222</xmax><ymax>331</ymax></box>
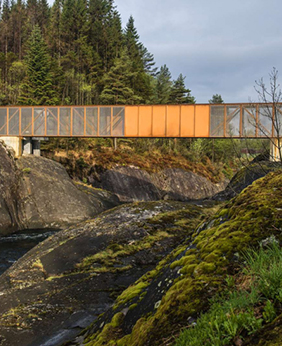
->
<box><xmin>167</xmin><ymin>106</ymin><xmax>180</xmax><ymax>137</ymax></box>
<box><xmin>139</xmin><ymin>106</ymin><xmax>152</xmax><ymax>136</ymax></box>
<box><xmin>152</xmin><ymin>106</ymin><xmax>166</xmax><ymax>136</ymax></box>
<box><xmin>195</xmin><ymin>105</ymin><xmax>210</xmax><ymax>137</ymax></box>
<box><xmin>180</xmin><ymin>105</ymin><xmax>195</xmax><ymax>137</ymax></box>
<box><xmin>124</xmin><ymin>106</ymin><xmax>138</xmax><ymax>136</ymax></box>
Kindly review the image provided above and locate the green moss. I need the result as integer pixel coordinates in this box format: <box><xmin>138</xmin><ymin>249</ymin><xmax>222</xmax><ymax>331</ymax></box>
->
<box><xmin>115</xmin><ymin>282</ymin><xmax>148</xmax><ymax>308</ymax></box>
<box><xmin>85</xmin><ymin>312</ymin><xmax>125</xmax><ymax>346</ymax></box>
<box><xmin>22</xmin><ymin>167</ymin><xmax>31</xmax><ymax>174</ymax></box>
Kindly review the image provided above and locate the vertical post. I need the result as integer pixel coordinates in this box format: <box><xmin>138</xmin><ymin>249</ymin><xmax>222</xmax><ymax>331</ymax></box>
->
<box><xmin>193</xmin><ymin>105</ymin><xmax>196</xmax><ymax>137</ymax></box>
<box><xmin>137</xmin><ymin>106</ymin><xmax>140</xmax><ymax>137</ymax></box>
<box><xmin>19</xmin><ymin>107</ymin><xmax>22</xmax><ymax>136</ymax></box>
<box><xmin>97</xmin><ymin>106</ymin><xmax>100</xmax><ymax>136</ymax></box>
<box><xmin>70</xmin><ymin>107</ymin><xmax>73</xmax><ymax>137</ymax></box>
<box><xmin>151</xmin><ymin>106</ymin><xmax>153</xmax><ymax>137</ymax></box>
<box><xmin>6</xmin><ymin>107</ymin><xmax>9</xmax><ymax>135</ymax></box>
<box><xmin>256</xmin><ymin>104</ymin><xmax>259</xmax><ymax>137</ymax></box>
<box><xmin>224</xmin><ymin>104</ymin><xmax>227</xmax><ymax>137</ymax></box>
<box><xmin>32</xmin><ymin>107</ymin><xmax>34</xmax><ymax>136</ymax></box>
<box><xmin>240</xmin><ymin>104</ymin><xmax>243</xmax><ymax>137</ymax></box>
<box><xmin>84</xmin><ymin>107</ymin><xmax>86</xmax><ymax>136</ymax></box>
<box><xmin>45</xmin><ymin>106</ymin><xmax>47</xmax><ymax>136</ymax></box>
<box><xmin>110</xmin><ymin>106</ymin><xmax>113</xmax><ymax>136</ymax></box>
<box><xmin>165</xmin><ymin>105</ymin><xmax>168</xmax><ymax>137</ymax></box>
<box><xmin>57</xmin><ymin>107</ymin><xmax>60</xmax><ymax>136</ymax></box>
<box><xmin>179</xmin><ymin>105</ymin><xmax>182</xmax><ymax>137</ymax></box>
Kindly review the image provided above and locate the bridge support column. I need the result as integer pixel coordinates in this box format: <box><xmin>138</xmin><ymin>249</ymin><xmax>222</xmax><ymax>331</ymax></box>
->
<box><xmin>23</xmin><ymin>138</ymin><xmax>32</xmax><ymax>155</ymax></box>
<box><xmin>33</xmin><ymin>139</ymin><xmax>41</xmax><ymax>156</ymax></box>
<box><xmin>0</xmin><ymin>137</ymin><xmax>22</xmax><ymax>157</ymax></box>
<box><xmin>270</xmin><ymin>138</ymin><xmax>282</xmax><ymax>162</ymax></box>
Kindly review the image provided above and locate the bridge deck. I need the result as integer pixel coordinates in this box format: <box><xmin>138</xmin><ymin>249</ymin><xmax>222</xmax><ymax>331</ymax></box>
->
<box><xmin>0</xmin><ymin>104</ymin><xmax>280</xmax><ymax>138</ymax></box>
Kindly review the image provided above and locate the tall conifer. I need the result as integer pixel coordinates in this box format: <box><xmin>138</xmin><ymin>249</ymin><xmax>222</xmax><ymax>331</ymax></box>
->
<box><xmin>18</xmin><ymin>25</ymin><xmax>58</xmax><ymax>105</ymax></box>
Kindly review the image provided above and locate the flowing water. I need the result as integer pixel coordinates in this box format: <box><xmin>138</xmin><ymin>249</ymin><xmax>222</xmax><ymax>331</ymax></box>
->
<box><xmin>0</xmin><ymin>229</ymin><xmax>60</xmax><ymax>275</ymax></box>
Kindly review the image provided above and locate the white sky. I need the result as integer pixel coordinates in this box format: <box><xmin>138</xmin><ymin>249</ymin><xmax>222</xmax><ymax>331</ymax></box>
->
<box><xmin>114</xmin><ymin>0</ymin><xmax>282</xmax><ymax>103</ymax></box>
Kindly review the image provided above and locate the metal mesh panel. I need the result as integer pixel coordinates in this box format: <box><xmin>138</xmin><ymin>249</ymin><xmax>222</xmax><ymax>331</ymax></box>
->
<box><xmin>226</xmin><ymin>106</ymin><xmax>240</xmax><ymax>137</ymax></box>
<box><xmin>0</xmin><ymin>108</ymin><xmax>7</xmax><ymax>135</ymax></box>
<box><xmin>34</xmin><ymin>108</ymin><xmax>45</xmax><ymax>135</ymax></box>
<box><xmin>47</xmin><ymin>108</ymin><xmax>58</xmax><ymax>136</ymax></box>
<box><xmin>59</xmin><ymin>108</ymin><xmax>71</xmax><ymax>136</ymax></box>
<box><xmin>258</xmin><ymin>106</ymin><xmax>272</xmax><ymax>137</ymax></box>
<box><xmin>242</xmin><ymin>107</ymin><xmax>256</xmax><ymax>137</ymax></box>
<box><xmin>21</xmin><ymin>108</ymin><xmax>32</xmax><ymax>135</ymax></box>
<box><xmin>73</xmin><ymin>108</ymin><xmax>84</xmax><ymax>136</ymax></box>
<box><xmin>113</xmin><ymin>107</ymin><xmax>124</xmax><ymax>136</ymax></box>
<box><xmin>276</xmin><ymin>106</ymin><xmax>282</xmax><ymax>137</ymax></box>
<box><xmin>99</xmin><ymin>107</ymin><xmax>111</xmax><ymax>136</ymax></box>
<box><xmin>210</xmin><ymin>106</ymin><xmax>224</xmax><ymax>137</ymax></box>
<box><xmin>9</xmin><ymin>108</ymin><xmax>19</xmax><ymax>135</ymax></box>
<box><xmin>86</xmin><ymin>107</ymin><xmax>98</xmax><ymax>136</ymax></box>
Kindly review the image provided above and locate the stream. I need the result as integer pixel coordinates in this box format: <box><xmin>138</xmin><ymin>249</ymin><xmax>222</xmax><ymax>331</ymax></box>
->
<box><xmin>0</xmin><ymin>229</ymin><xmax>60</xmax><ymax>275</ymax></box>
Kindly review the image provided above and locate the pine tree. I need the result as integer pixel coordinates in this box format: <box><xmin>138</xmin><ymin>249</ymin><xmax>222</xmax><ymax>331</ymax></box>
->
<box><xmin>154</xmin><ymin>64</ymin><xmax>172</xmax><ymax>104</ymax></box>
<box><xmin>100</xmin><ymin>47</ymin><xmax>141</xmax><ymax>105</ymax></box>
<box><xmin>18</xmin><ymin>25</ymin><xmax>58</xmax><ymax>105</ymax></box>
<box><xmin>124</xmin><ymin>15</ymin><xmax>143</xmax><ymax>70</ymax></box>
<box><xmin>169</xmin><ymin>74</ymin><xmax>195</xmax><ymax>104</ymax></box>
<box><xmin>209</xmin><ymin>94</ymin><xmax>224</xmax><ymax>104</ymax></box>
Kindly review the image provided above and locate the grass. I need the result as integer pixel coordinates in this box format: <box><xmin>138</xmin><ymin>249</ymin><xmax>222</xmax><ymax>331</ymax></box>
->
<box><xmin>174</xmin><ymin>240</ymin><xmax>282</xmax><ymax>346</ymax></box>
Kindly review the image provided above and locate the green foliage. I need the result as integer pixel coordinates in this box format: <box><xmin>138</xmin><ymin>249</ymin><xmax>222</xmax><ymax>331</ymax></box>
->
<box><xmin>0</xmin><ymin>0</ymin><xmax>195</xmax><ymax>106</ymax></box>
<box><xmin>175</xmin><ymin>242</ymin><xmax>282</xmax><ymax>346</ymax></box>
<box><xmin>209</xmin><ymin>94</ymin><xmax>224</xmax><ymax>104</ymax></box>
<box><xmin>18</xmin><ymin>25</ymin><xmax>58</xmax><ymax>105</ymax></box>
<box><xmin>100</xmin><ymin>48</ymin><xmax>142</xmax><ymax>105</ymax></box>
<box><xmin>169</xmin><ymin>73</ymin><xmax>195</xmax><ymax>104</ymax></box>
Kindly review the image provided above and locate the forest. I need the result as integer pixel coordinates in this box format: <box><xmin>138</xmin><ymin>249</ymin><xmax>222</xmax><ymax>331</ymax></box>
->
<box><xmin>0</xmin><ymin>0</ymin><xmax>195</xmax><ymax>106</ymax></box>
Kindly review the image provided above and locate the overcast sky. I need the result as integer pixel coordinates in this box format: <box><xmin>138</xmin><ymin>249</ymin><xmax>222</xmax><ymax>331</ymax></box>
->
<box><xmin>114</xmin><ymin>0</ymin><xmax>282</xmax><ymax>103</ymax></box>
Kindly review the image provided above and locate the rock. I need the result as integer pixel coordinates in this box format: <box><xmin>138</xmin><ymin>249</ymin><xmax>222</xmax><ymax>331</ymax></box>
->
<box><xmin>0</xmin><ymin>143</ymin><xmax>119</xmax><ymax>234</ymax></box>
<box><xmin>213</xmin><ymin>161</ymin><xmax>281</xmax><ymax>201</ymax></box>
<box><xmin>0</xmin><ymin>142</ymin><xmax>22</xmax><ymax>234</ymax></box>
<box><xmin>91</xmin><ymin>166</ymin><xmax>227</xmax><ymax>202</ymax></box>
<box><xmin>16</xmin><ymin>156</ymin><xmax>119</xmax><ymax>230</ymax></box>
<box><xmin>0</xmin><ymin>200</ymin><xmax>211</xmax><ymax>346</ymax></box>
<box><xmin>69</xmin><ymin>170</ymin><xmax>282</xmax><ymax>346</ymax></box>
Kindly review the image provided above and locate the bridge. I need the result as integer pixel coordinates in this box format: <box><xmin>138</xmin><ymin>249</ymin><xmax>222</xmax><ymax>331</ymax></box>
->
<box><xmin>0</xmin><ymin>103</ymin><xmax>280</xmax><ymax>157</ymax></box>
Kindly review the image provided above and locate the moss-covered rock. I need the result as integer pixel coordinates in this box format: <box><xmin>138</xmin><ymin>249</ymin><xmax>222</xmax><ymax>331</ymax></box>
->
<box><xmin>78</xmin><ymin>170</ymin><xmax>282</xmax><ymax>346</ymax></box>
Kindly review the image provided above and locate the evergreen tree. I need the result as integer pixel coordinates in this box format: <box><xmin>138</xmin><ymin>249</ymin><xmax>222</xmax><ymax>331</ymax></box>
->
<box><xmin>154</xmin><ymin>64</ymin><xmax>172</xmax><ymax>104</ymax></box>
<box><xmin>124</xmin><ymin>15</ymin><xmax>142</xmax><ymax>70</ymax></box>
<box><xmin>169</xmin><ymin>73</ymin><xmax>195</xmax><ymax>104</ymax></box>
<box><xmin>100</xmin><ymin>47</ymin><xmax>141</xmax><ymax>105</ymax></box>
<box><xmin>209</xmin><ymin>94</ymin><xmax>224</xmax><ymax>104</ymax></box>
<box><xmin>140</xmin><ymin>44</ymin><xmax>157</xmax><ymax>76</ymax></box>
<box><xmin>18</xmin><ymin>25</ymin><xmax>58</xmax><ymax>105</ymax></box>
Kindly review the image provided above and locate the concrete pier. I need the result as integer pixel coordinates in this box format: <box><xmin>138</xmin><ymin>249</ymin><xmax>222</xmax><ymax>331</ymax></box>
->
<box><xmin>23</xmin><ymin>138</ymin><xmax>33</xmax><ymax>155</ymax></box>
<box><xmin>0</xmin><ymin>137</ymin><xmax>22</xmax><ymax>157</ymax></box>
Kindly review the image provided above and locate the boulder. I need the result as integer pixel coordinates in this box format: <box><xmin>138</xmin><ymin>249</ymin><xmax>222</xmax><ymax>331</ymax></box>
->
<box><xmin>0</xmin><ymin>200</ymin><xmax>211</xmax><ymax>346</ymax></box>
<box><xmin>213</xmin><ymin>161</ymin><xmax>281</xmax><ymax>200</ymax></box>
<box><xmin>0</xmin><ymin>143</ymin><xmax>22</xmax><ymax>234</ymax></box>
<box><xmin>0</xmin><ymin>143</ymin><xmax>119</xmax><ymax>234</ymax></box>
<box><xmin>16</xmin><ymin>156</ymin><xmax>119</xmax><ymax>230</ymax></box>
<box><xmin>90</xmin><ymin>166</ymin><xmax>227</xmax><ymax>202</ymax></box>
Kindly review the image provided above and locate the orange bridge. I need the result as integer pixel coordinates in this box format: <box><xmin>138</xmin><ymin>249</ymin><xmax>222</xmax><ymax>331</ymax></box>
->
<box><xmin>0</xmin><ymin>103</ymin><xmax>280</xmax><ymax>138</ymax></box>
<box><xmin>0</xmin><ymin>103</ymin><xmax>280</xmax><ymax>157</ymax></box>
